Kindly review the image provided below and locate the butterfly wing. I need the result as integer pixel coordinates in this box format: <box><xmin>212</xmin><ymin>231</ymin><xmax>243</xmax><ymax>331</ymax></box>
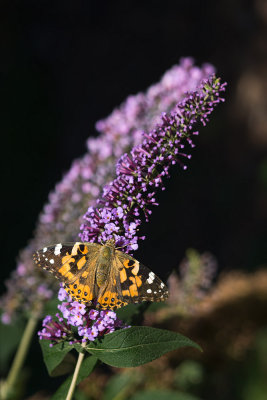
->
<box><xmin>33</xmin><ymin>242</ymin><xmax>168</xmax><ymax>310</ymax></box>
<box><xmin>33</xmin><ymin>242</ymin><xmax>101</xmax><ymax>304</ymax></box>
<box><xmin>96</xmin><ymin>250</ymin><xmax>168</xmax><ymax>310</ymax></box>
<box><xmin>96</xmin><ymin>263</ymin><xmax>128</xmax><ymax>310</ymax></box>
<box><xmin>115</xmin><ymin>251</ymin><xmax>168</xmax><ymax>303</ymax></box>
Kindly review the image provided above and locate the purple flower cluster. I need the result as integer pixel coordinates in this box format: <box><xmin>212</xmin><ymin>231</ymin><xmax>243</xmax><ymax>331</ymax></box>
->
<box><xmin>167</xmin><ymin>249</ymin><xmax>218</xmax><ymax>314</ymax></box>
<box><xmin>0</xmin><ymin>58</ymin><xmax>218</xmax><ymax>323</ymax></box>
<box><xmin>38</xmin><ymin>287</ymin><xmax>127</xmax><ymax>346</ymax></box>
<box><xmin>80</xmin><ymin>76</ymin><xmax>226</xmax><ymax>252</ymax></box>
<box><xmin>94</xmin><ymin>58</ymin><xmax>215</xmax><ymax>152</ymax></box>
<box><xmin>41</xmin><ymin>57</ymin><xmax>215</xmax><ymax>239</ymax></box>
<box><xmin>38</xmin><ymin>315</ymin><xmax>73</xmax><ymax>345</ymax></box>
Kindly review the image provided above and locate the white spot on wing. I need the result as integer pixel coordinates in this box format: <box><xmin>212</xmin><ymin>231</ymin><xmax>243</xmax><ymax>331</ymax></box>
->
<box><xmin>54</xmin><ymin>243</ymin><xmax>62</xmax><ymax>255</ymax></box>
<box><xmin>149</xmin><ymin>272</ymin><xmax>155</xmax><ymax>280</ymax></box>
<box><xmin>160</xmin><ymin>282</ymin><xmax>165</xmax><ymax>288</ymax></box>
<box><xmin>147</xmin><ymin>272</ymin><xmax>155</xmax><ymax>284</ymax></box>
<box><xmin>147</xmin><ymin>289</ymin><xmax>152</xmax><ymax>293</ymax></box>
<box><xmin>43</xmin><ymin>247</ymin><xmax>47</xmax><ymax>252</ymax></box>
<box><xmin>49</xmin><ymin>259</ymin><xmax>54</xmax><ymax>264</ymax></box>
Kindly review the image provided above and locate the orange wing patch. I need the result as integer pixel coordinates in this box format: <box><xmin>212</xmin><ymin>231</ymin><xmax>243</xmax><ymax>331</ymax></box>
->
<box><xmin>77</xmin><ymin>256</ymin><xmax>87</xmax><ymax>270</ymax></box>
<box><xmin>128</xmin><ymin>275</ymin><xmax>142</xmax><ymax>297</ymax></box>
<box><xmin>97</xmin><ymin>291</ymin><xmax>127</xmax><ymax>310</ymax></box>
<box><xmin>122</xmin><ymin>259</ymin><xmax>140</xmax><ymax>275</ymax></box>
<box><xmin>123</xmin><ymin>259</ymin><xmax>137</xmax><ymax>269</ymax></box>
<box><xmin>70</xmin><ymin>243</ymin><xmax>89</xmax><ymax>256</ymax></box>
<box><xmin>58</xmin><ymin>253</ymin><xmax>75</xmax><ymax>280</ymax></box>
<box><xmin>79</xmin><ymin>244</ymin><xmax>89</xmax><ymax>255</ymax></box>
<box><xmin>64</xmin><ymin>280</ymin><xmax>94</xmax><ymax>304</ymax></box>
<box><xmin>135</xmin><ymin>275</ymin><xmax>142</xmax><ymax>287</ymax></box>
<box><xmin>119</xmin><ymin>268</ymin><xmax>127</xmax><ymax>283</ymax></box>
<box><xmin>131</xmin><ymin>263</ymin><xmax>139</xmax><ymax>275</ymax></box>
<box><xmin>81</xmin><ymin>270</ymin><xmax>89</xmax><ymax>279</ymax></box>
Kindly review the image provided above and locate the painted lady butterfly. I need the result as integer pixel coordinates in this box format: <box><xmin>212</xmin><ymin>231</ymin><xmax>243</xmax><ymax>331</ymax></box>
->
<box><xmin>33</xmin><ymin>239</ymin><xmax>168</xmax><ymax>310</ymax></box>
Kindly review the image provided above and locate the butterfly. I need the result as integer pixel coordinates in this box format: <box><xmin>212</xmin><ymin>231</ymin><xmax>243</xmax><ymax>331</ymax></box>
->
<box><xmin>33</xmin><ymin>239</ymin><xmax>168</xmax><ymax>310</ymax></box>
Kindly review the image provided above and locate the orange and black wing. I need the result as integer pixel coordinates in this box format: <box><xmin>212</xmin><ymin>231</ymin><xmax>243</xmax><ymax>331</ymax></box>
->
<box><xmin>115</xmin><ymin>251</ymin><xmax>169</xmax><ymax>304</ymax></box>
<box><xmin>96</xmin><ymin>250</ymin><xmax>168</xmax><ymax>310</ymax></box>
<box><xmin>33</xmin><ymin>242</ymin><xmax>101</xmax><ymax>304</ymax></box>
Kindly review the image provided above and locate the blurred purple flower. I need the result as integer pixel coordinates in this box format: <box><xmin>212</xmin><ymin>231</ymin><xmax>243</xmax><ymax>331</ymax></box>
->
<box><xmin>0</xmin><ymin>58</ymin><xmax>218</xmax><ymax>323</ymax></box>
<box><xmin>80</xmin><ymin>76</ymin><xmax>226</xmax><ymax>252</ymax></box>
<box><xmin>168</xmin><ymin>248</ymin><xmax>218</xmax><ymax>314</ymax></box>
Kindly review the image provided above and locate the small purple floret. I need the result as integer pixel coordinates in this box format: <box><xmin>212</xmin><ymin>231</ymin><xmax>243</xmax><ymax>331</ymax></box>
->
<box><xmin>38</xmin><ymin>288</ymin><xmax>128</xmax><ymax>345</ymax></box>
<box><xmin>80</xmin><ymin>76</ymin><xmax>226</xmax><ymax>253</ymax></box>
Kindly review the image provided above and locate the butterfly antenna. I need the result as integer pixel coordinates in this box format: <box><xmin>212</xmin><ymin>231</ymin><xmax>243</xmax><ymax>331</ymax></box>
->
<box><xmin>116</xmin><ymin>242</ymin><xmax>136</xmax><ymax>250</ymax></box>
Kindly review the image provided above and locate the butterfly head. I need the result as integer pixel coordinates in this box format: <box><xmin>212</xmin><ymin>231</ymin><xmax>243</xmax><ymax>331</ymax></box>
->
<box><xmin>105</xmin><ymin>238</ymin><xmax>116</xmax><ymax>249</ymax></box>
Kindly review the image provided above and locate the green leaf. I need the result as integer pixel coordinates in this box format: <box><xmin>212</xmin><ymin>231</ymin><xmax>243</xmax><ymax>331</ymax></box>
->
<box><xmin>51</xmin><ymin>355</ymin><xmax>98</xmax><ymax>400</ymax></box>
<box><xmin>43</xmin><ymin>296</ymin><xmax>59</xmax><ymax>316</ymax></box>
<box><xmin>103</xmin><ymin>372</ymin><xmax>134</xmax><ymax>400</ymax></box>
<box><xmin>75</xmin><ymin>354</ymin><xmax>98</xmax><ymax>382</ymax></box>
<box><xmin>130</xmin><ymin>390</ymin><xmax>201</xmax><ymax>400</ymax></box>
<box><xmin>86</xmin><ymin>326</ymin><xmax>201</xmax><ymax>367</ymax></box>
<box><xmin>74</xmin><ymin>390</ymin><xmax>91</xmax><ymax>400</ymax></box>
<box><xmin>40</xmin><ymin>340</ymin><xmax>75</xmax><ymax>376</ymax></box>
<box><xmin>50</xmin><ymin>352</ymin><xmax>76</xmax><ymax>377</ymax></box>
<box><xmin>116</xmin><ymin>302</ymin><xmax>151</xmax><ymax>326</ymax></box>
<box><xmin>116</xmin><ymin>304</ymin><xmax>140</xmax><ymax>324</ymax></box>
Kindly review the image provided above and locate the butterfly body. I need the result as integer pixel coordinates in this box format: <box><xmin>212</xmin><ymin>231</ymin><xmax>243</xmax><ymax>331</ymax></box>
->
<box><xmin>33</xmin><ymin>240</ymin><xmax>168</xmax><ymax>310</ymax></box>
<box><xmin>95</xmin><ymin>241</ymin><xmax>114</xmax><ymax>288</ymax></box>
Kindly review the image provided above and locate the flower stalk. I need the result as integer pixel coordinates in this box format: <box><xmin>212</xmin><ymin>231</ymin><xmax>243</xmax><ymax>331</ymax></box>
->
<box><xmin>1</xmin><ymin>315</ymin><xmax>39</xmax><ymax>399</ymax></box>
<box><xmin>66</xmin><ymin>341</ymin><xmax>87</xmax><ymax>400</ymax></box>
<box><xmin>0</xmin><ymin>60</ymin><xmax>226</xmax><ymax>400</ymax></box>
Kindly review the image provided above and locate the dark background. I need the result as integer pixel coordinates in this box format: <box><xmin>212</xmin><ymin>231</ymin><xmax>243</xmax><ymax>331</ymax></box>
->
<box><xmin>1</xmin><ymin>0</ymin><xmax>267</xmax><ymax>301</ymax></box>
<box><xmin>1</xmin><ymin>0</ymin><xmax>267</xmax><ymax>398</ymax></box>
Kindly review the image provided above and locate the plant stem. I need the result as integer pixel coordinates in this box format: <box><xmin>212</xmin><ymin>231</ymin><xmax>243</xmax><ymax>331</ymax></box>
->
<box><xmin>66</xmin><ymin>341</ymin><xmax>87</xmax><ymax>400</ymax></box>
<box><xmin>1</xmin><ymin>315</ymin><xmax>38</xmax><ymax>399</ymax></box>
